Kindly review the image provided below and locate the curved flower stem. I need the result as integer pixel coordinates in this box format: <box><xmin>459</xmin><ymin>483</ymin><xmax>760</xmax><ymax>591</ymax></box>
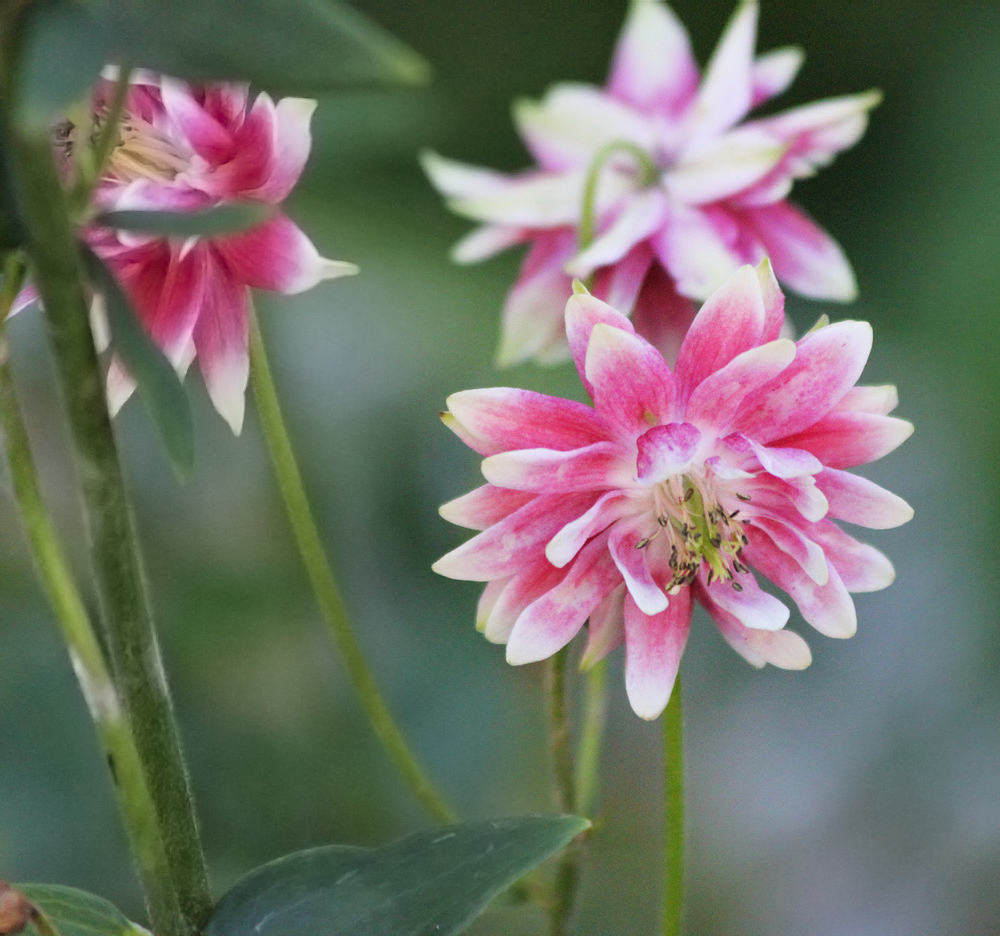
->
<box><xmin>7</xmin><ymin>132</ymin><xmax>211</xmax><ymax>936</ymax></box>
<box><xmin>662</xmin><ymin>674</ymin><xmax>686</xmax><ymax>936</ymax></box>
<box><xmin>578</xmin><ymin>139</ymin><xmax>659</xmax><ymax>252</ymax></box>
<box><xmin>247</xmin><ymin>308</ymin><xmax>456</xmax><ymax>825</ymax></box>
<box><xmin>0</xmin><ymin>258</ymin><xmax>183</xmax><ymax>936</ymax></box>
<box><xmin>574</xmin><ymin>658</ymin><xmax>607</xmax><ymax>816</ymax></box>
<box><xmin>546</xmin><ymin>648</ymin><xmax>580</xmax><ymax>936</ymax></box>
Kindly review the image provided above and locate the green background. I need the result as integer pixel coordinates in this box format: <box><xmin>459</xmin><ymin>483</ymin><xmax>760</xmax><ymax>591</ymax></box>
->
<box><xmin>2</xmin><ymin>2</ymin><xmax>999</xmax><ymax>934</ymax></box>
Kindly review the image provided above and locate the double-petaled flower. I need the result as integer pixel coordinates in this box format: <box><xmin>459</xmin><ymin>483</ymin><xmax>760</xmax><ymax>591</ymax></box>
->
<box><xmin>88</xmin><ymin>74</ymin><xmax>357</xmax><ymax>432</ymax></box>
<box><xmin>434</xmin><ymin>262</ymin><xmax>912</xmax><ymax>719</ymax></box>
<box><xmin>424</xmin><ymin>0</ymin><xmax>879</xmax><ymax>367</ymax></box>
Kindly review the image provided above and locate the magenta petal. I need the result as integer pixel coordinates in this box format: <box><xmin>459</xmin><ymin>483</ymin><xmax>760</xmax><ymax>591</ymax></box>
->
<box><xmin>753</xmin><ymin>516</ymin><xmax>829</xmax><ymax>585</ymax></box>
<box><xmin>565</xmin><ymin>289</ymin><xmax>636</xmax><ymax>394</ymax></box>
<box><xmin>747</xmin><ymin>531</ymin><xmax>857</xmax><ymax>638</ymax></box>
<box><xmin>446</xmin><ymin>387</ymin><xmax>609</xmax><ymax>456</ymax></box>
<box><xmin>209</xmin><ymin>91</ymin><xmax>278</xmax><ymax>195</ymax></box>
<box><xmin>585</xmin><ymin>323</ymin><xmax>675</xmax><ymax>437</ymax></box>
<box><xmin>215</xmin><ymin>215</ymin><xmax>355</xmax><ymax>295</ymax></box>
<box><xmin>808</xmin><ymin>520</ymin><xmax>895</xmax><ymax>592</ymax></box>
<box><xmin>609</xmin><ymin>519</ymin><xmax>669</xmax><ymax>615</ymax></box>
<box><xmin>546</xmin><ymin>491</ymin><xmax>632</xmax><ymax>568</ymax></box>
<box><xmin>244</xmin><ymin>97</ymin><xmax>314</xmax><ymax>203</ymax></box>
<box><xmin>623</xmin><ymin>588</ymin><xmax>692</xmax><ymax>720</ymax></box>
<box><xmin>482</xmin><ymin>441</ymin><xmax>630</xmax><ymax>493</ymax></box>
<box><xmin>636</xmin><ymin>423</ymin><xmax>701</xmax><ymax>484</ymax></box>
<box><xmin>433</xmin><ymin>492</ymin><xmax>597</xmax><ymax>581</ymax></box>
<box><xmin>701</xmin><ymin>569</ymin><xmax>790</xmax><ymax>632</ymax></box>
<box><xmin>733</xmin><ymin>320</ymin><xmax>873</xmax><ymax>443</ymax></box>
<box><xmin>592</xmin><ymin>242</ymin><xmax>655</xmax><ymax>314</ymax></box>
<box><xmin>481</xmin><ymin>561</ymin><xmax>568</xmax><ymax>644</ymax></box>
<box><xmin>704</xmin><ymin>596</ymin><xmax>812</xmax><ymax>669</ymax></box>
<box><xmin>747</xmin><ymin>439</ymin><xmax>823</xmax><ymax>479</ymax></box>
<box><xmin>193</xmin><ymin>271</ymin><xmax>249</xmax><ymax>433</ymax></box>
<box><xmin>628</xmin><ymin>264</ymin><xmax>697</xmax><ymax>365</ymax></box>
<box><xmin>756</xmin><ymin>257</ymin><xmax>786</xmax><ymax>342</ymax></box>
<box><xmin>674</xmin><ymin>264</ymin><xmax>766</xmax><ymax>403</ymax></box>
<box><xmin>607</xmin><ymin>0</ymin><xmax>699</xmax><ymax>117</ymax></box>
<box><xmin>814</xmin><ymin>468</ymin><xmax>914</xmax><ymax>530</ymax></box>
<box><xmin>835</xmin><ymin>384</ymin><xmax>899</xmax><ymax>416</ymax></box>
<box><xmin>746</xmin><ymin>201</ymin><xmax>857</xmax><ymax>301</ymax></box>
<box><xmin>581</xmin><ymin>584</ymin><xmax>626</xmax><ymax>670</ymax></box>
<box><xmin>775</xmin><ymin>411</ymin><xmax>914</xmax><ymax>469</ymax></box>
<box><xmin>439</xmin><ymin>485</ymin><xmax>535</xmax><ymax>531</ymax></box>
<box><xmin>160</xmin><ymin>79</ymin><xmax>233</xmax><ymax>163</ymax></box>
<box><xmin>506</xmin><ymin>533</ymin><xmax>620</xmax><ymax>664</ymax></box>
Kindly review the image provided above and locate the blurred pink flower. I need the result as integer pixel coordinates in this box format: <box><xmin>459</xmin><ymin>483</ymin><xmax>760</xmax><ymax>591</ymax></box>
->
<box><xmin>90</xmin><ymin>74</ymin><xmax>357</xmax><ymax>432</ymax></box>
<box><xmin>434</xmin><ymin>262</ymin><xmax>912</xmax><ymax>719</ymax></box>
<box><xmin>423</xmin><ymin>0</ymin><xmax>879</xmax><ymax>367</ymax></box>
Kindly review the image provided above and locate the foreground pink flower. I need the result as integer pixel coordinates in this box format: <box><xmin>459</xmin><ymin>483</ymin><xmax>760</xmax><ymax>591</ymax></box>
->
<box><xmin>434</xmin><ymin>262</ymin><xmax>912</xmax><ymax>719</ymax></box>
<box><xmin>89</xmin><ymin>74</ymin><xmax>357</xmax><ymax>432</ymax></box>
<box><xmin>423</xmin><ymin>0</ymin><xmax>879</xmax><ymax>367</ymax></box>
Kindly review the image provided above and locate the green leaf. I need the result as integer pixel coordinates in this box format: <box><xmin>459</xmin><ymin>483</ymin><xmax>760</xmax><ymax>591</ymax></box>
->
<box><xmin>80</xmin><ymin>245</ymin><xmax>194</xmax><ymax>477</ymax></box>
<box><xmin>101</xmin><ymin>0</ymin><xmax>430</xmax><ymax>97</ymax></box>
<box><xmin>206</xmin><ymin>816</ymin><xmax>588</xmax><ymax>936</ymax></box>
<box><xmin>0</xmin><ymin>122</ymin><xmax>27</xmax><ymax>252</ymax></box>
<box><xmin>95</xmin><ymin>203</ymin><xmax>274</xmax><ymax>240</ymax></box>
<box><xmin>14</xmin><ymin>1</ymin><xmax>109</xmax><ymax>133</ymax></box>
<box><xmin>16</xmin><ymin>884</ymin><xmax>146</xmax><ymax>936</ymax></box>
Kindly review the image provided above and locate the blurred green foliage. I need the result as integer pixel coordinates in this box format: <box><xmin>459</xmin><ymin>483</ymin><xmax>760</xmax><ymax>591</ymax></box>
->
<box><xmin>2</xmin><ymin>2</ymin><xmax>1000</xmax><ymax>935</ymax></box>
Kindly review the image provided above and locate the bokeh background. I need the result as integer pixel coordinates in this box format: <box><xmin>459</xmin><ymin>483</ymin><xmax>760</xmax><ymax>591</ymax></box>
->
<box><xmin>2</xmin><ymin>1</ymin><xmax>999</xmax><ymax>934</ymax></box>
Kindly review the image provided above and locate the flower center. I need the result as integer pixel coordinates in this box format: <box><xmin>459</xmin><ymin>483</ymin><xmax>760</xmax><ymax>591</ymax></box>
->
<box><xmin>105</xmin><ymin>112</ymin><xmax>189</xmax><ymax>184</ymax></box>
<box><xmin>637</xmin><ymin>473</ymin><xmax>749</xmax><ymax>593</ymax></box>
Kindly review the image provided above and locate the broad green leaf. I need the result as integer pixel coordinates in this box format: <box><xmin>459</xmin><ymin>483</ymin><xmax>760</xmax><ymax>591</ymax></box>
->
<box><xmin>95</xmin><ymin>203</ymin><xmax>274</xmax><ymax>240</ymax></box>
<box><xmin>14</xmin><ymin>1</ymin><xmax>109</xmax><ymax>133</ymax></box>
<box><xmin>101</xmin><ymin>0</ymin><xmax>430</xmax><ymax>97</ymax></box>
<box><xmin>17</xmin><ymin>884</ymin><xmax>146</xmax><ymax>936</ymax></box>
<box><xmin>80</xmin><ymin>245</ymin><xmax>194</xmax><ymax>477</ymax></box>
<box><xmin>206</xmin><ymin>816</ymin><xmax>588</xmax><ymax>936</ymax></box>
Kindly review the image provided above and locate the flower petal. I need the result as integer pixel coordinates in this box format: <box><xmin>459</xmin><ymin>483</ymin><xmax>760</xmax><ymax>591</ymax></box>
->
<box><xmin>581</xmin><ymin>584</ymin><xmax>626</xmax><ymax>669</ymax></box>
<box><xmin>566</xmin><ymin>189</ymin><xmax>667</xmax><ymax>277</ymax></box>
<box><xmin>835</xmin><ymin>384</ymin><xmax>899</xmax><ymax>416</ymax></box>
<box><xmin>565</xmin><ymin>288</ymin><xmax>637</xmax><ymax>393</ymax></box>
<box><xmin>449</xmin><ymin>169</ymin><xmax>594</xmax><ymax>227</ymax></box>
<box><xmin>193</xmin><ymin>272</ymin><xmax>250</xmax><ymax>433</ymax></box>
<box><xmin>482</xmin><ymin>441</ymin><xmax>630</xmax><ymax>493</ymax></box>
<box><xmin>481</xmin><ymin>561</ymin><xmax>567</xmax><ymax>644</ymax></box>
<box><xmin>420</xmin><ymin>150</ymin><xmax>512</xmax><ymax>200</ymax></box>
<box><xmin>753</xmin><ymin>516</ymin><xmax>828</xmax><ymax>585</ymax></box>
<box><xmin>506</xmin><ymin>533</ymin><xmax>621</xmax><ymax>664</ymax></box>
<box><xmin>814</xmin><ymin>468</ymin><xmax>914</xmax><ymax>530</ymax></box>
<box><xmin>808</xmin><ymin>520</ymin><xmax>895</xmax><ymax>592</ymax></box>
<box><xmin>160</xmin><ymin>78</ymin><xmax>233</xmax><ymax>163</ymax></box>
<box><xmin>609</xmin><ymin>518</ymin><xmax>669</xmax><ymax>615</ymax></box>
<box><xmin>451</xmin><ymin>224</ymin><xmax>525</xmax><ymax>264</ymax></box>
<box><xmin>701</xmin><ymin>568</ymin><xmax>790</xmax><ymax>631</ymax></box>
<box><xmin>439</xmin><ymin>485</ymin><xmax>535</xmax><ymax>530</ymax></box>
<box><xmin>636</xmin><ymin>423</ymin><xmax>701</xmax><ymax>484</ymax></box>
<box><xmin>775</xmin><ymin>411</ymin><xmax>914</xmax><ymax>469</ymax></box>
<box><xmin>746</xmin><ymin>439</ymin><xmax>823</xmax><ymax>479</ymax></box>
<box><xmin>628</xmin><ymin>264</ymin><xmax>697</xmax><ymax>366</ymax></box>
<box><xmin>751</xmin><ymin>46</ymin><xmax>804</xmax><ymax>107</ymax></box>
<box><xmin>546</xmin><ymin>491</ymin><xmax>633</xmax><ymax>568</ymax></box>
<box><xmin>242</xmin><ymin>97</ymin><xmax>315</xmax><ymax>203</ymax></box>
<box><xmin>623</xmin><ymin>588</ymin><xmax>692</xmax><ymax>720</ymax></box>
<box><xmin>705</xmin><ymin>597</ymin><xmax>812</xmax><ymax>669</ymax></box>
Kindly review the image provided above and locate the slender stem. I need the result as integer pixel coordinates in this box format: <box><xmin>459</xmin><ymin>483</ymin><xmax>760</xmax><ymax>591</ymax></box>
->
<box><xmin>74</xmin><ymin>65</ymin><xmax>132</xmax><ymax>209</ymax></box>
<box><xmin>546</xmin><ymin>648</ymin><xmax>579</xmax><ymax>936</ymax></box>
<box><xmin>574</xmin><ymin>658</ymin><xmax>607</xmax><ymax>816</ymax></box>
<box><xmin>578</xmin><ymin>140</ymin><xmax>659</xmax><ymax>252</ymax></box>
<box><xmin>662</xmin><ymin>675</ymin><xmax>685</xmax><ymax>936</ymax></box>
<box><xmin>7</xmin><ymin>131</ymin><xmax>211</xmax><ymax>934</ymax></box>
<box><xmin>247</xmin><ymin>308</ymin><xmax>456</xmax><ymax>825</ymax></box>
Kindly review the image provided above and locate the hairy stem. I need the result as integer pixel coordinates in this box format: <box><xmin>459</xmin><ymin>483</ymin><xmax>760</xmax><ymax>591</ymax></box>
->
<box><xmin>248</xmin><ymin>307</ymin><xmax>456</xmax><ymax>825</ymax></box>
<box><xmin>662</xmin><ymin>675</ymin><xmax>685</xmax><ymax>936</ymax></box>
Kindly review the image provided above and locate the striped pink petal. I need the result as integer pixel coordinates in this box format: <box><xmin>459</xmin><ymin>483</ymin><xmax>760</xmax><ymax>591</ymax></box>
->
<box><xmin>623</xmin><ymin>588</ymin><xmax>691</xmax><ymax>719</ymax></box>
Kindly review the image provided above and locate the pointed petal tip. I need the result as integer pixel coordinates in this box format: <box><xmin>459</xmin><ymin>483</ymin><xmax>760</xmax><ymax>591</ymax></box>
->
<box><xmin>571</xmin><ymin>278</ymin><xmax>591</xmax><ymax>297</ymax></box>
<box><xmin>319</xmin><ymin>259</ymin><xmax>359</xmax><ymax>280</ymax></box>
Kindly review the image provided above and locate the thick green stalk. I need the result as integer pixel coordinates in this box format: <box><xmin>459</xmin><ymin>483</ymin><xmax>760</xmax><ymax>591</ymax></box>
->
<box><xmin>7</xmin><ymin>132</ymin><xmax>211</xmax><ymax>935</ymax></box>
<box><xmin>248</xmin><ymin>309</ymin><xmax>456</xmax><ymax>825</ymax></box>
<box><xmin>662</xmin><ymin>675</ymin><xmax>685</xmax><ymax>936</ymax></box>
<box><xmin>0</xmin><ymin>261</ymin><xmax>182</xmax><ymax>936</ymax></box>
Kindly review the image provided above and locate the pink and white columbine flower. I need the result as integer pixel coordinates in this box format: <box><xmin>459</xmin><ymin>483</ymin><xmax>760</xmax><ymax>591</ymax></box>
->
<box><xmin>433</xmin><ymin>261</ymin><xmax>912</xmax><ymax>719</ymax></box>
<box><xmin>88</xmin><ymin>74</ymin><xmax>357</xmax><ymax>432</ymax></box>
<box><xmin>423</xmin><ymin>0</ymin><xmax>879</xmax><ymax>367</ymax></box>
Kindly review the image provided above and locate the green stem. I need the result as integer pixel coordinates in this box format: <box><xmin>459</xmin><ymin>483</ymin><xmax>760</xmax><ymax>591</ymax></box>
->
<box><xmin>247</xmin><ymin>308</ymin><xmax>456</xmax><ymax>825</ymax></box>
<box><xmin>7</xmin><ymin>132</ymin><xmax>211</xmax><ymax>935</ymax></box>
<box><xmin>662</xmin><ymin>675</ymin><xmax>685</xmax><ymax>936</ymax></box>
<box><xmin>74</xmin><ymin>65</ymin><xmax>132</xmax><ymax>209</ymax></box>
<box><xmin>546</xmin><ymin>648</ymin><xmax>579</xmax><ymax>936</ymax></box>
<box><xmin>574</xmin><ymin>658</ymin><xmax>607</xmax><ymax>816</ymax></box>
<box><xmin>0</xmin><ymin>257</ymin><xmax>182</xmax><ymax>935</ymax></box>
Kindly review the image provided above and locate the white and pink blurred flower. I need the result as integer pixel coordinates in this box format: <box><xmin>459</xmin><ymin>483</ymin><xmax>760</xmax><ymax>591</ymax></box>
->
<box><xmin>423</xmin><ymin>0</ymin><xmax>879</xmax><ymax>367</ymax></box>
<box><xmin>433</xmin><ymin>262</ymin><xmax>912</xmax><ymax>719</ymax></box>
<box><xmin>89</xmin><ymin>74</ymin><xmax>357</xmax><ymax>432</ymax></box>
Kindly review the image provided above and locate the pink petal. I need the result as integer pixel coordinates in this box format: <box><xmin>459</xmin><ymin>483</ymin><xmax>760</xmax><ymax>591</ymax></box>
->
<box><xmin>566</xmin><ymin>189</ymin><xmax>667</xmax><ymax>277</ymax></box>
<box><xmin>445</xmin><ymin>387</ymin><xmax>609</xmax><ymax>456</ymax></box>
<box><xmin>592</xmin><ymin>242</ymin><xmax>655</xmax><ymax>314</ymax></box>
<box><xmin>623</xmin><ymin>588</ymin><xmax>692</xmax><ymax>720</ymax></box>
<box><xmin>705</xmin><ymin>597</ymin><xmax>812</xmax><ymax>669</ymax></box>
<box><xmin>581</xmin><ymin>585</ymin><xmax>626</xmax><ymax>669</ymax></box>
<box><xmin>751</xmin><ymin>46</ymin><xmax>804</xmax><ymax>107</ymax></box>
<box><xmin>206</xmin><ymin>91</ymin><xmax>278</xmax><ymax>196</ymax></box>
<box><xmin>481</xmin><ymin>561</ymin><xmax>567</xmax><ymax>644</ymax></box>
<box><xmin>700</xmin><ymin>568</ymin><xmax>790</xmax><ymax>632</ymax></box>
<box><xmin>514</xmin><ymin>84</ymin><xmax>656</xmax><ymax>171</ymax></box>
<box><xmin>749</xmin><ymin>474</ymin><xmax>829</xmax><ymax>524</ymax></box>
<box><xmin>482</xmin><ymin>441</ymin><xmax>630</xmax><ymax>493</ymax></box>
<box><xmin>746</xmin><ymin>439</ymin><xmax>823</xmax><ymax>479</ymax></box>
<box><xmin>450</xmin><ymin>169</ymin><xmax>596</xmax><ymax>227</ymax></box>
<box><xmin>160</xmin><ymin>78</ymin><xmax>233</xmax><ymax>164</ymax></box>
<box><xmin>753</xmin><ymin>516</ymin><xmax>828</xmax><ymax>585</ymax></box>
<box><xmin>433</xmin><ymin>492</ymin><xmax>598</xmax><ymax>581</ymax></box>
<box><xmin>242</xmin><ymin>97</ymin><xmax>314</xmax><ymax>203</ymax></box>
<box><xmin>565</xmin><ymin>288</ymin><xmax>636</xmax><ymax>392</ymax></box>
<box><xmin>636</xmin><ymin>423</ymin><xmax>701</xmax><ymax>484</ymax></box>
<box><xmin>439</xmin><ymin>485</ymin><xmax>535</xmax><ymax>530</ymax></box>
<box><xmin>609</xmin><ymin>517</ymin><xmax>670</xmax><ymax>615</ymax></box>
<box><xmin>627</xmin><ymin>263</ymin><xmax>697</xmax><ymax>365</ymax></box>
<box><xmin>682</xmin><ymin>0</ymin><xmax>758</xmax><ymax>145</ymax></box>
<box><xmin>673</xmin><ymin>264</ymin><xmax>767</xmax><ymax>403</ymax></box>
<box><xmin>814</xmin><ymin>468</ymin><xmax>913</xmax><ymax>530</ymax></box>
<box><xmin>214</xmin><ymin>215</ymin><xmax>357</xmax><ymax>295</ymax></box>
<box><xmin>807</xmin><ymin>520</ymin><xmax>895</xmax><ymax>592</ymax></box>
<box><xmin>607</xmin><ymin>0</ymin><xmax>699</xmax><ymax>117</ymax></box>
<box><xmin>733</xmin><ymin>320</ymin><xmax>873</xmax><ymax>443</ymax></box>
<box><xmin>744</xmin><ymin>201</ymin><xmax>857</xmax><ymax>301</ymax></box>
<box><xmin>421</xmin><ymin>150</ymin><xmax>514</xmax><ymax>200</ymax></box>
<box><xmin>756</xmin><ymin>257</ymin><xmax>786</xmax><ymax>342</ymax></box>
<box><xmin>506</xmin><ymin>533</ymin><xmax>621</xmax><ymax>664</ymax></box>
<box><xmin>585</xmin><ymin>323</ymin><xmax>676</xmax><ymax>437</ymax></box>
<box><xmin>685</xmin><ymin>339</ymin><xmax>795</xmax><ymax>433</ymax></box>
<box><xmin>775</xmin><ymin>411</ymin><xmax>914</xmax><ymax>469</ymax></box>
<box><xmin>10</xmin><ymin>283</ymin><xmax>39</xmax><ymax>316</ymax></box>
<box><xmin>451</xmin><ymin>224</ymin><xmax>526</xmax><ymax>264</ymax></box>
<box><xmin>476</xmin><ymin>579</ymin><xmax>508</xmax><ymax>635</ymax></box>
<box><xmin>546</xmin><ymin>491</ymin><xmax>633</xmax><ymax>568</ymax></box>
<box><xmin>193</xmin><ymin>270</ymin><xmax>249</xmax><ymax>433</ymax></box>
<box><xmin>835</xmin><ymin>384</ymin><xmax>899</xmax><ymax>416</ymax></box>
<box><xmin>747</xmin><ymin>531</ymin><xmax>857</xmax><ymax>638</ymax></box>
